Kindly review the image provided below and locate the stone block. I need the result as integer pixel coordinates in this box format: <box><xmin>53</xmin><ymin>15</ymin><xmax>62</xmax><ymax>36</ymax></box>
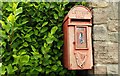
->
<box><xmin>94</xmin><ymin>41</ymin><xmax>118</xmax><ymax>64</ymax></box>
<box><xmin>108</xmin><ymin>32</ymin><xmax>118</xmax><ymax>43</ymax></box>
<box><xmin>89</xmin><ymin>2</ymin><xmax>109</xmax><ymax>8</ymax></box>
<box><xmin>93</xmin><ymin>41</ymin><xmax>108</xmax><ymax>64</ymax></box>
<box><xmin>107</xmin><ymin>42</ymin><xmax>118</xmax><ymax>63</ymax></box>
<box><xmin>94</xmin><ymin>64</ymin><xmax>107</xmax><ymax>75</ymax></box>
<box><xmin>107</xmin><ymin>20</ymin><xmax>118</xmax><ymax>32</ymax></box>
<box><xmin>92</xmin><ymin>2</ymin><xmax>119</xmax><ymax>24</ymax></box>
<box><xmin>93</xmin><ymin>8</ymin><xmax>109</xmax><ymax>24</ymax></box>
<box><xmin>107</xmin><ymin>2</ymin><xmax>118</xmax><ymax>20</ymax></box>
<box><xmin>107</xmin><ymin>64</ymin><xmax>118</xmax><ymax>75</ymax></box>
<box><xmin>93</xmin><ymin>25</ymin><xmax>108</xmax><ymax>41</ymax></box>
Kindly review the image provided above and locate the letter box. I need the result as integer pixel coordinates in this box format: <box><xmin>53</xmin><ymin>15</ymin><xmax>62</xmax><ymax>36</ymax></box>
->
<box><xmin>63</xmin><ymin>5</ymin><xmax>93</xmax><ymax>70</ymax></box>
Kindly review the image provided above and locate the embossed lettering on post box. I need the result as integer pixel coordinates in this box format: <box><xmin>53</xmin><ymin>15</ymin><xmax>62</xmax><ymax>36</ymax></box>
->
<box><xmin>63</xmin><ymin>5</ymin><xmax>93</xmax><ymax>70</ymax></box>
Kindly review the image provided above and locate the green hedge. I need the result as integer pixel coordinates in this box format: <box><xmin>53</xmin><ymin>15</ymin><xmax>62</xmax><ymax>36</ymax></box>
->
<box><xmin>0</xmin><ymin>2</ymin><xmax>88</xmax><ymax>76</ymax></box>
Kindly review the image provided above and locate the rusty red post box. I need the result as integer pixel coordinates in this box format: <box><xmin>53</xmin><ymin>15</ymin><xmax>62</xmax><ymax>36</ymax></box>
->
<box><xmin>63</xmin><ymin>5</ymin><xmax>93</xmax><ymax>70</ymax></box>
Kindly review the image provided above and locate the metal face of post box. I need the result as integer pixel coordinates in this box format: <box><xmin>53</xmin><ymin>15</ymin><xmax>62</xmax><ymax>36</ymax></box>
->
<box><xmin>63</xmin><ymin>5</ymin><xmax>93</xmax><ymax>70</ymax></box>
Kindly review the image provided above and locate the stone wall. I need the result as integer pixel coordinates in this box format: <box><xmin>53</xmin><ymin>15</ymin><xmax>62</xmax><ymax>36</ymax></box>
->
<box><xmin>89</xmin><ymin>2</ymin><xmax>119</xmax><ymax>76</ymax></box>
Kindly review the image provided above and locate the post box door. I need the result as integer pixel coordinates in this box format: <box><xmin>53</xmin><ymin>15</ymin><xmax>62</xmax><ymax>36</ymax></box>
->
<box><xmin>75</xmin><ymin>26</ymin><xmax>88</xmax><ymax>50</ymax></box>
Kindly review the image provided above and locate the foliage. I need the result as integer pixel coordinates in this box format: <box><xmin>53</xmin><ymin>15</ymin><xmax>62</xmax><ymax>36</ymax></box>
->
<box><xmin>0</xmin><ymin>2</ymin><xmax>88</xmax><ymax>76</ymax></box>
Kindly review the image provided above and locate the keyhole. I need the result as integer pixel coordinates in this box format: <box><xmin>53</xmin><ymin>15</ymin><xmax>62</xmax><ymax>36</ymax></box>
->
<box><xmin>79</xmin><ymin>32</ymin><xmax>84</xmax><ymax>44</ymax></box>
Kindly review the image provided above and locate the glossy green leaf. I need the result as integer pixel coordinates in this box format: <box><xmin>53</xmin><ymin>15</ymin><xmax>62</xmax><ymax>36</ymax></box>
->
<box><xmin>41</xmin><ymin>27</ymin><xmax>48</xmax><ymax>33</ymax></box>
<box><xmin>7</xmin><ymin>13</ymin><xmax>15</xmax><ymax>23</ymax></box>
<box><xmin>63</xmin><ymin>2</ymin><xmax>69</xmax><ymax>6</ymax></box>
<box><xmin>42</xmin><ymin>22</ymin><xmax>48</xmax><ymax>27</ymax></box>
<box><xmin>6</xmin><ymin>64</ymin><xmax>13</xmax><ymax>74</ymax></box>
<box><xmin>13</xmin><ymin>55</ymin><xmax>20</xmax><ymax>65</ymax></box>
<box><xmin>31</xmin><ymin>45</ymin><xmax>36</xmax><ymax>52</ymax></box>
<box><xmin>13</xmin><ymin>66</ymin><xmax>18</xmax><ymax>72</ymax></box>
<box><xmin>23</xmin><ymin>42</ymin><xmax>28</xmax><ymax>47</ymax></box>
<box><xmin>11</xmin><ymin>41</ymin><xmax>22</xmax><ymax>48</ymax></box>
<box><xmin>51</xmin><ymin>26</ymin><xmax>58</xmax><ymax>35</ymax></box>
<box><xmin>0</xmin><ymin>20</ymin><xmax>10</xmax><ymax>33</ymax></box>
<box><xmin>54</xmin><ymin>14</ymin><xmax>58</xmax><ymax>19</ymax></box>
<box><xmin>41</xmin><ymin>46</ymin><xmax>46</xmax><ymax>54</ymax></box>
<box><xmin>82</xmin><ymin>1</ymin><xmax>87</xmax><ymax>6</ymax></box>
<box><xmin>46</xmin><ymin>37</ymin><xmax>53</xmax><ymax>44</ymax></box>
<box><xmin>18</xmin><ymin>49</ymin><xmax>27</xmax><ymax>55</ymax></box>
<box><xmin>32</xmin><ymin>51</ymin><xmax>42</xmax><ymax>59</ymax></box>
<box><xmin>46</xmin><ymin>69</ymin><xmax>51</xmax><ymax>74</ymax></box>
<box><xmin>35</xmin><ymin>67</ymin><xmax>42</xmax><ymax>72</ymax></box>
<box><xmin>14</xmin><ymin>7</ymin><xmax>23</xmax><ymax>16</ymax></box>
<box><xmin>57</xmin><ymin>61</ymin><xmax>62</xmax><ymax>66</ymax></box>
<box><xmin>25</xmin><ymin>34</ymin><xmax>31</xmax><ymax>38</ymax></box>
<box><xmin>20</xmin><ymin>55</ymin><xmax>30</xmax><ymax>63</ymax></box>
<box><xmin>6</xmin><ymin>7</ymin><xmax>13</xmax><ymax>11</ymax></box>
<box><xmin>1</xmin><ymin>65</ymin><xmax>6</xmax><ymax>75</ymax></box>
<box><xmin>34</xmin><ymin>30</ymin><xmax>38</xmax><ymax>35</ymax></box>
<box><xmin>21</xmin><ymin>21</ymin><xmax>28</xmax><ymax>26</ymax></box>
<box><xmin>12</xmin><ymin>2</ymin><xmax>18</xmax><ymax>11</ymax></box>
<box><xmin>52</xmin><ymin>65</ymin><xmax>58</xmax><ymax>71</ymax></box>
<box><xmin>57</xmin><ymin>40</ymin><xmax>63</xmax><ymax>49</ymax></box>
<box><xmin>0</xmin><ymin>11</ymin><xmax>2</xmax><ymax>15</ymax></box>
